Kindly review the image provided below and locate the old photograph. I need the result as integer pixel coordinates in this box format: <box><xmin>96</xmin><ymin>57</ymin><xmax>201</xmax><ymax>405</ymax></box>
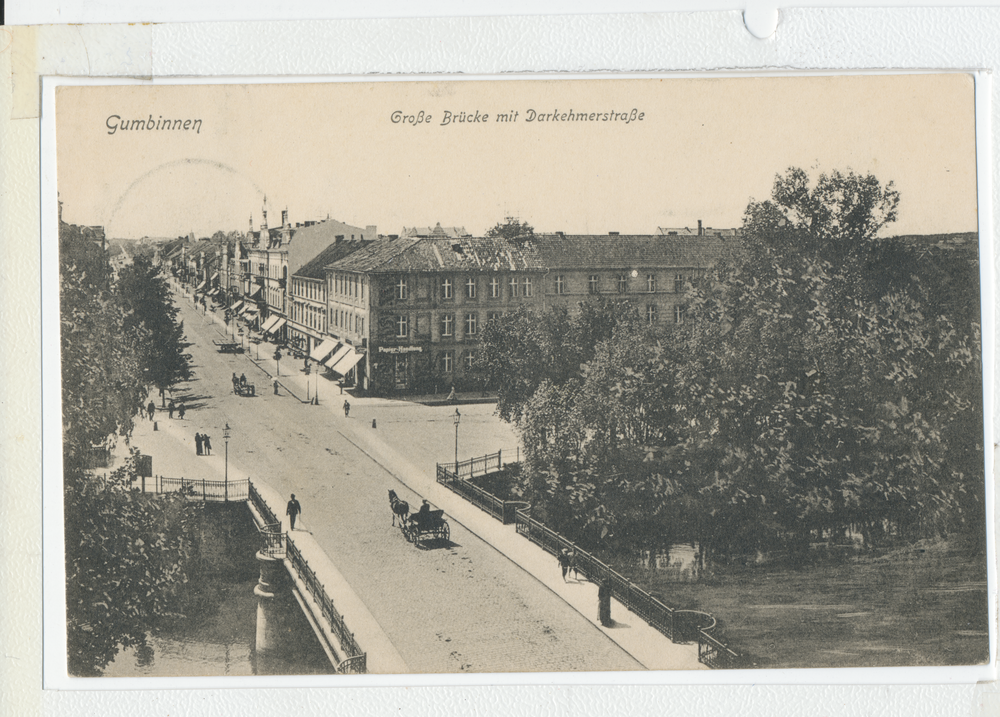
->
<box><xmin>52</xmin><ymin>75</ymin><xmax>989</xmax><ymax>678</ymax></box>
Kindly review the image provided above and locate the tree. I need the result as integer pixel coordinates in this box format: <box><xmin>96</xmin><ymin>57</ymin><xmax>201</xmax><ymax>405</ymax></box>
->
<box><xmin>60</xmin><ymin>220</ymin><xmax>201</xmax><ymax>674</ymax></box>
<box><xmin>485</xmin><ymin>216</ymin><xmax>535</xmax><ymax>244</ymax></box>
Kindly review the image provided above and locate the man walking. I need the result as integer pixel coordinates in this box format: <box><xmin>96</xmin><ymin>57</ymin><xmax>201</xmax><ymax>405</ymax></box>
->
<box><xmin>286</xmin><ymin>494</ymin><xmax>302</xmax><ymax>530</ymax></box>
<box><xmin>343</xmin><ymin>400</ymin><xmax>351</xmax><ymax>418</ymax></box>
<box><xmin>177</xmin><ymin>403</ymin><xmax>186</xmax><ymax>420</ymax></box>
<box><xmin>147</xmin><ymin>401</ymin><xmax>156</xmax><ymax>421</ymax></box>
<box><xmin>168</xmin><ymin>400</ymin><xmax>175</xmax><ymax>419</ymax></box>
<box><xmin>195</xmin><ymin>432</ymin><xmax>203</xmax><ymax>456</ymax></box>
<box><xmin>203</xmin><ymin>434</ymin><xmax>212</xmax><ymax>456</ymax></box>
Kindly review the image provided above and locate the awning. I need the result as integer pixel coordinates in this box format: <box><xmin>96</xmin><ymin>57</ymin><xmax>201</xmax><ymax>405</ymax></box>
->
<box><xmin>310</xmin><ymin>338</ymin><xmax>340</xmax><ymax>363</ymax></box>
<box><xmin>330</xmin><ymin>348</ymin><xmax>364</xmax><ymax>376</ymax></box>
<box><xmin>260</xmin><ymin>315</ymin><xmax>280</xmax><ymax>334</ymax></box>
<box><xmin>196</xmin><ymin>281</ymin><xmax>206</xmax><ymax>290</ymax></box>
<box><xmin>264</xmin><ymin>318</ymin><xmax>287</xmax><ymax>335</ymax></box>
<box><xmin>230</xmin><ymin>300</ymin><xmax>244</xmax><ymax>312</ymax></box>
<box><xmin>210</xmin><ymin>272</ymin><xmax>219</xmax><ymax>282</ymax></box>
<box><xmin>248</xmin><ymin>287</ymin><xmax>262</xmax><ymax>299</ymax></box>
<box><xmin>324</xmin><ymin>344</ymin><xmax>352</xmax><ymax>368</ymax></box>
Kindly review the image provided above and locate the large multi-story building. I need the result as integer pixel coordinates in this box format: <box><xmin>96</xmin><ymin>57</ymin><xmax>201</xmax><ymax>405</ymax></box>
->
<box><xmin>242</xmin><ymin>203</ymin><xmax>377</xmax><ymax>343</ymax></box>
<box><xmin>321</xmin><ymin>226</ymin><xmax>734</xmax><ymax>394</ymax></box>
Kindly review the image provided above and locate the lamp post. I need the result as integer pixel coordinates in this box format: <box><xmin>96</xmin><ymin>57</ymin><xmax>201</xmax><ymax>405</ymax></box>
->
<box><xmin>453</xmin><ymin>408</ymin><xmax>461</xmax><ymax>471</ymax></box>
<box><xmin>223</xmin><ymin>423</ymin><xmax>231</xmax><ymax>502</ymax></box>
<box><xmin>274</xmin><ymin>348</ymin><xmax>282</xmax><ymax>377</ymax></box>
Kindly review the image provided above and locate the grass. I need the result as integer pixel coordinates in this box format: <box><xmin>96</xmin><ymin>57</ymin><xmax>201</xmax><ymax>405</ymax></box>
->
<box><xmin>612</xmin><ymin>539</ymin><xmax>988</xmax><ymax>669</ymax></box>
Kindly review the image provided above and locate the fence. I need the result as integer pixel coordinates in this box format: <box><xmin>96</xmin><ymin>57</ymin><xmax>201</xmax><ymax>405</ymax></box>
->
<box><xmin>156</xmin><ymin>475</ymin><xmax>249</xmax><ymax>502</ymax></box>
<box><xmin>440</xmin><ymin>450</ymin><xmax>502</xmax><ymax>479</ymax></box>
<box><xmin>285</xmin><ymin>540</ymin><xmax>367</xmax><ymax>673</ymax></box>
<box><xmin>436</xmin><ymin>460</ymin><xmax>528</xmax><ymax>525</ymax></box>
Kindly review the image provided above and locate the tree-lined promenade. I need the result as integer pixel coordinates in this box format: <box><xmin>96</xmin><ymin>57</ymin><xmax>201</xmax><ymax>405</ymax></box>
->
<box><xmin>481</xmin><ymin>168</ymin><xmax>984</xmax><ymax>566</ymax></box>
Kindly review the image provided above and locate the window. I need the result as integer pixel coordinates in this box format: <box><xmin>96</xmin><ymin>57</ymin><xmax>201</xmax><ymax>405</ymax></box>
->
<box><xmin>554</xmin><ymin>275</ymin><xmax>565</xmax><ymax>294</ymax></box>
<box><xmin>464</xmin><ymin>350</ymin><xmax>477</xmax><ymax>371</ymax></box>
<box><xmin>588</xmin><ymin>275</ymin><xmax>599</xmax><ymax>294</ymax></box>
<box><xmin>465</xmin><ymin>277</ymin><xmax>476</xmax><ymax>299</ymax></box>
<box><xmin>523</xmin><ymin>277</ymin><xmax>533</xmax><ymax>297</ymax></box>
<box><xmin>440</xmin><ymin>351</ymin><xmax>454</xmax><ymax>373</ymax></box>
<box><xmin>465</xmin><ymin>313</ymin><xmax>478</xmax><ymax>336</ymax></box>
<box><xmin>396</xmin><ymin>315</ymin><xmax>409</xmax><ymax>337</ymax></box>
<box><xmin>359</xmin><ymin>317</ymin><xmax>364</xmax><ymax>335</ymax></box>
<box><xmin>441</xmin><ymin>278</ymin><xmax>453</xmax><ymax>299</ymax></box>
<box><xmin>646</xmin><ymin>274</ymin><xmax>656</xmax><ymax>293</ymax></box>
<box><xmin>674</xmin><ymin>305</ymin><xmax>685</xmax><ymax>324</ymax></box>
<box><xmin>395</xmin><ymin>277</ymin><xmax>408</xmax><ymax>300</ymax></box>
<box><xmin>617</xmin><ymin>274</ymin><xmax>628</xmax><ymax>294</ymax></box>
<box><xmin>489</xmin><ymin>276</ymin><xmax>501</xmax><ymax>298</ymax></box>
<box><xmin>487</xmin><ymin>311</ymin><xmax>502</xmax><ymax>323</ymax></box>
<box><xmin>674</xmin><ymin>274</ymin><xmax>684</xmax><ymax>293</ymax></box>
<box><xmin>441</xmin><ymin>314</ymin><xmax>454</xmax><ymax>337</ymax></box>
<box><xmin>509</xmin><ymin>276</ymin><xmax>519</xmax><ymax>298</ymax></box>
<box><xmin>647</xmin><ymin>304</ymin><xmax>658</xmax><ymax>324</ymax></box>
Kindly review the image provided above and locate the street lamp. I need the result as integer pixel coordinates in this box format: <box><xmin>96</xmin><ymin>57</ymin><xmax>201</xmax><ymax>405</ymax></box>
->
<box><xmin>223</xmin><ymin>423</ymin><xmax>231</xmax><ymax>502</ymax></box>
<box><xmin>274</xmin><ymin>348</ymin><xmax>282</xmax><ymax>377</ymax></box>
<box><xmin>453</xmin><ymin>408</ymin><xmax>461</xmax><ymax>471</ymax></box>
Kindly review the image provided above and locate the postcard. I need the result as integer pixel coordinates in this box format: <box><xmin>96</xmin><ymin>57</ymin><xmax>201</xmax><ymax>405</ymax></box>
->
<box><xmin>45</xmin><ymin>74</ymin><xmax>993</xmax><ymax>687</ymax></box>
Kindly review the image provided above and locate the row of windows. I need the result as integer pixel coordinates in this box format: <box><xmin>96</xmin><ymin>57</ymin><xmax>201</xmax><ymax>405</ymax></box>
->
<box><xmin>293</xmin><ymin>279</ymin><xmax>325</xmax><ymax>302</ymax></box>
<box><xmin>437</xmin><ymin>350</ymin><xmax>478</xmax><ymax>372</ymax></box>
<box><xmin>396</xmin><ymin>306</ymin><xmax>680</xmax><ymax>336</ymax></box>
<box><xmin>391</xmin><ymin>273</ymin><xmax>688</xmax><ymax>301</ymax></box>
<box><xmin>292</xmin><ymin>302</ymin><xmax>325</xmax><ymax>332</ymax></box>
<box><xmin>331</xmin><ymin>273</ymin><xmax>365</xmax><ymax>301</ymax></box>
<box><xmin>394</xmin><ymin>276</ymin><xmax>533</xmax><ymax>301</ymax></box>
<box><xmin>331</xmin><ymin>308</ymin><xmax>365</xmax><ymax>335</ymax></box>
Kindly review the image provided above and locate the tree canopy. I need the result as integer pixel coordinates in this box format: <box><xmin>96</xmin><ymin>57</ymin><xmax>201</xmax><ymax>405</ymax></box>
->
<box><xmin>480</xmin><ymin>168</ymin><xmax>984</xmax><ymax>559</ymax></box>
<box><xmin>484</xmin><ymin>216</ymin><xmax>535</xmax><ymax>244</ymax></box>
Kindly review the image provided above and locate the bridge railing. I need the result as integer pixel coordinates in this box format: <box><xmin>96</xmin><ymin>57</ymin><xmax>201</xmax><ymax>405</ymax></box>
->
<box><xmin>439</xmin><ymin>450</ymin><xmax>502</xmax><ymax>479</ymax></box>
<box><xmin>155</xmin><ymin>475</ymin><xmax>249</xmax><ymax>502</ymax></box>
<box><xmin>436</xmin><ymin>460</ymin><xmax>528</xmax><ymax>525</ymax></box>
<box><xmin>285</xmin><ymin>539</ymin><xmax>366</xmax><ymax>673</ymax></box>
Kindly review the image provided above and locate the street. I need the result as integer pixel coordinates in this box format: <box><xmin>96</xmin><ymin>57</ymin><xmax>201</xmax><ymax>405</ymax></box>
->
<box><xmin>147</xmin><ymin>290</ymin><xmax>644</xmax><ymax>674</ymax></box>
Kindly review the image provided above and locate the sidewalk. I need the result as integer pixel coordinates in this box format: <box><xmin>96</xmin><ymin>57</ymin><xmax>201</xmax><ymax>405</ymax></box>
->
<box><xmin>127</xmin><ymin>402</ymin><xmax>408</xmax><ymax>675</ymax></box>
<box><xmin>268</xmin><ymin>359</ymin><xmax>705</xmax><ymax>671</ymax></box>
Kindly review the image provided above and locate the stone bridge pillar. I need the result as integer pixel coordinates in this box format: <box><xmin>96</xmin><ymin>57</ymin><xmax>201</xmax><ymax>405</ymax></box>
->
<box><xmin>254</xmin><ymin>549</ymin><xmax>290</xmax><ymax>668</ymax></box>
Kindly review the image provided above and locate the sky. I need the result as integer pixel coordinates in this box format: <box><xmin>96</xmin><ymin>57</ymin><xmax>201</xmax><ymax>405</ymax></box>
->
<box><xmin>56</xmin><ymin>74</ymin><xmax>979</xmax><ymax>240</ymax></box>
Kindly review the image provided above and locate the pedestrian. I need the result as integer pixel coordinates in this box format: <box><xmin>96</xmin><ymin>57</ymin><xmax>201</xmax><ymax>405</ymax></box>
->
<box><xmin>177</xmin><ymin>403</ymin><xmax>186</xmax><ymax>420</ymax></box>
<box><xmin>240</xmin><ymin>373</ymin><xmax>247</xmax><ymax>386</ymax></box>
<box><xmin>598</xmin><ymin>578</ymin><xmax>613</xmax><ymax>627</ymax></box>
<box><xmin>567</xmin><ymin>549</ymin><xmax>579</xmax><ymax>580</ymax></box>
<box><xmin>558</xmin><ymin>548</ymin><xmax>571</xmax><ymax>582</ymax></box>
<box><xmin>203</xmin><ymin>434</ymin><xmax>212</xmax><ymax>455</ymax></box>
<box><xmin>147</xmin><ymin>401</ymin><xmax>156</xmax><ymax>421</ymax></box>
<box><xmin>286</xmin><ymin>493</ymin><xmax>302</xmax><ymax>530</ymax></box>
<box><xmin>195</xmin><ymin>432</ymin><xmax>203</xmax><ymax>456</ymax></box>
<box><xmin>343</xmin><ymin>400</ymin><xmax>350</xmax><ymax>417</ymax></box>
<box><xmin>273</xmin><ymin>379</ymin><xmax>279</xmax><ymax>395</ymax></box>
<box><xmin>168</xmin><ymin>400</ymin><xmax>175</xmax><ymax>419</ymax></box>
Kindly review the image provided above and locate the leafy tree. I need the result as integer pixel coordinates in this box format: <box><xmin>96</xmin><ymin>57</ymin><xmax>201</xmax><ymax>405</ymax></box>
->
<box><xmin>60</xmin><ymin>220</ymin><xmax>201</xmax><ymax>674</ymax></box>
<box><xmin>485</xmin><ymin>216</ymin><xmax>535</xmax><ymax>244</ymax></box>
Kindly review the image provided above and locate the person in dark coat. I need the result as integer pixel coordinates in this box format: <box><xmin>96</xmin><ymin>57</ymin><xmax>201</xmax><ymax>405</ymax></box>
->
<box><xmin>557</xmin><ymin>549</ymin><xmax>571</xmax><ymax>582</ymax></box>
<box><xmin>286</xmin><ymin>494</ymin><xmax>302</xmax><ymax>530</ymax></box>
<box><xmin>195</xmin><ymin>432</ymin><xmax>203</xmax><ymax>455</ymax></box>
<box><xmin>147</xmin><ymin>401</ymin><xmax>156</xmax><ymax>420</ymax></box>
<box><xmin>177</xmin><ymin>403</ymin><xmax>186</xmax><ymax>420</ymax></box>
<box><xmin>203</xmin><ymin>434</ymin><xmax>212</xmax><ymax>455</ymax></box>
<box><xmin>598</xmin><ymin>578</ymin><xmax>613</xmax><ymax>627</ymax></box>
<box><xmin>343</xmin><ymin>400</ymin><xmax>351</xmax><ymax>417</ymax></box>
<box><xmin>168</xmin><ymin>400</ymin><xmax>175</xmax><ymax>419</ymax></box>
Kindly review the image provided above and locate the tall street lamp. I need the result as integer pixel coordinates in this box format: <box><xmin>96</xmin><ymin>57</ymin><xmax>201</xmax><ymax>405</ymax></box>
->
<box><xmin>224</xmin><ymin>423</ymin><xmax>231</xmax><ymax>502</ymax></box>
<box><xmin>453</xmin><ymin>408</ymin><xmax>461</xmax><ymax>471</ymax></box>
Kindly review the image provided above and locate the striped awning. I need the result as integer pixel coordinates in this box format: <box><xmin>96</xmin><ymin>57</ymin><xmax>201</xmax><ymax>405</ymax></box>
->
<box><xmin>330</xmin><ymin>348</ymin><xmax>364</xmax><ymax>376</ymax></box>
<box><xmin>260</xmin><ymin>315</ymin><xmax>280</xmax><ymax>334</ymax></box>
<box><xmin>230</xmin><ymin>300</ymin><xmax>244</xmax><ymax>312</ymax></box>
<box><xmin>196</xmin><ymin>281</ymin><xmax>206</xmax><ymax>290</ymax></box>
<box><xmin>310</xmin><ymin>338</ymin><xmax>340</xmax><ymax>363</ymax></box>
<box><xmin>324</xmin><ymin>344</ymin><xmax>352</xmax><ymax>368</ymax></box>
<box><xmin>264</xmin><ymin>318</ymin><xmax>287</xmax><ymax>335</ymax></box>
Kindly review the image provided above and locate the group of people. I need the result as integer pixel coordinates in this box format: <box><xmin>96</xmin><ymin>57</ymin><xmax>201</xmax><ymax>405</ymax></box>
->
<box><xmin>194</xmin><ymin>432</ymin><xmax>212</xmax><ymax>456</ymax></box>
<box><xmin>559</xmin><ymin>548</ymin><xmax>614</xmax><ymax>627</ymax></box>
<box><xmin>145</xmin><ymin>399</ymin><xmax>185</xmax><ymax>420</ymax></box>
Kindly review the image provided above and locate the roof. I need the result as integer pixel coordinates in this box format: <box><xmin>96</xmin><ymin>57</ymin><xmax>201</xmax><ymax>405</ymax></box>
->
<box><xmin>657</xmin><ymin>226</ymin><xmax>739</xmax><ymax>237</ymax></box>
<box><xmin>531</xmin><ymin>233</ymin><xmax>730</xmax><ymax>270</ymax></box>
<box><xmin>327</xmin><ymin>236</ymin><xmax>546</xmax><ymax>274</ymax></box>
<box><xmin>401</xmin><ymin>223</ymin><xmax>470</xmax><ymax>239</ymax></box>
<box><xmin>276</xmin><ymin>218</ymin><xmax>374</xmax><ymax>274</ymax></box>
<box><xmin>294</xmin><ymin>240</ymin><xmax>374</xmax><ymax>280</ymax></box>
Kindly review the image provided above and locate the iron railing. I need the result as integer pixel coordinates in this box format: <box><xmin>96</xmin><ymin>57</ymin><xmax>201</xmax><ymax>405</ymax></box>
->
<box><xmin>285</xmin><ymin>539</ymin><xmax>367</xmax><ymax>673</ymax></box>
<box><xmin>436</xmin><ymin>461</ymin><xmax>528</xmax><ymax>525</ymax></box>
<box><xmin>260</xmin><ymin>521</ymin><xmax>286</xmax><ymax>558</ymax></box>
<box><xmin>698</xmin><ymin>629</ymin><xmax>744</xmax><ymax>669</ymax></box>
<box><xmin>440</xmin><ymin>450</ymin><xmax>502</xmax><ymax>479</ymax></box>
<box><xmin>248</xmin><ymin>480</ymin><xmax>280</xmax><ymax>526</ymax></box>
<box><xmin>156</xmin><ymin>475</ymin><xmax>249</xmax><ymax>502</ymax></box>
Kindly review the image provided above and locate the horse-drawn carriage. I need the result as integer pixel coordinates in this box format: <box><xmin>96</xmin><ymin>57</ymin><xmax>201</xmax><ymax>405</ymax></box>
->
<box><xmin>388</xmin><ymin>490</ymin><xmax>450</xmax><ymax>545</ymax></box>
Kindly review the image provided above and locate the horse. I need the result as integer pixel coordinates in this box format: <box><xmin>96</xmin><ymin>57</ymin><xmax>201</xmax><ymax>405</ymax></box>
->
<box><xmin>388</xmin><ymin>489</ymin><xmax>409</xmax><ymax>527</ymax></box>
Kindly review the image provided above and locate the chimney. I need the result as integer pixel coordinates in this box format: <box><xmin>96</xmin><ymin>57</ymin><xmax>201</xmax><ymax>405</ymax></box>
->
<box><xmin>365</xmin><ymin>225</ymin><xmax>377</xmax><ymax>239</ymax></box>
<box><xmin>388</xmin><ymin>234</ymin><xmax>399</xmax><ymax>240</ymax></box>
<box><xmin>281</xmin><ymin>209</ymin><xmax>289</xmax><ymax>227</ymax></box>
<box><xmin>697</xmin><ymin>220</ymin><xmax>703</xmax><ymax>236</ymax></box>
<box><xmin>608</xmin><ymin>231</ymin><xmax>619</xmax><ymax>236</ymax></box>
<box><xmin>556</xmin><ymin>231</ymin><xmax>564</xmax><ymax>236</ymax></box>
